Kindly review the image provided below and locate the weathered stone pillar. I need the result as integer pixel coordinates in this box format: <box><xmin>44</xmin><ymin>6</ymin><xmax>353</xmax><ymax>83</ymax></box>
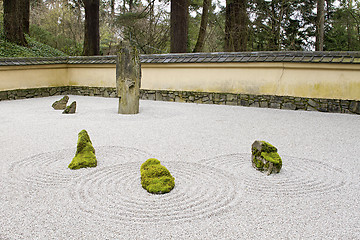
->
<box><xmin>116</xmin><ymin>42</ymin><xmax>141</xmax><ymax>114</ymax></box>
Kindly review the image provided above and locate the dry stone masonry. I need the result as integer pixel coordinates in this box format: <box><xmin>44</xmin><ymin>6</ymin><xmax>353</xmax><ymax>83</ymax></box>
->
<box><xmin>0</xmin><ymin>87</ymin><xmax>359</xmax><ymax>114</ymax></box>
<box><xmin>0</xmin><ymin>53</ymin><xmax>359</xmax><ymax>115</ymax></box>
<box><xmin>251</xmin><ymin>141</ymin><xmax>282</xmax><ymax>175</ymax></box>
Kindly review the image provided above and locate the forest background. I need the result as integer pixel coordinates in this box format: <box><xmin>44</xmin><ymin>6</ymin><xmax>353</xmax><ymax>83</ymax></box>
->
<box><xmin>0</xmin><ymin>0</ymin><xmax>360</xmax><ymax>57</ymax></box>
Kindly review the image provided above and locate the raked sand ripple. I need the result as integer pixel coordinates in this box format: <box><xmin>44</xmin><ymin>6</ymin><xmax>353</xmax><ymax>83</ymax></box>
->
<box><xmin>6</xmin><ymin>146</ymin><xmax>349</xmax><ymax>225</ymax></box>
<box><xmin>201</xmin><ymin>153</ymin><xmax>348</xmax><ymax>197</ymax></box>
<box><xmin>1</xmin><ymin>97</ymin><xmax>359</xmax><ymax>239</ymax></box>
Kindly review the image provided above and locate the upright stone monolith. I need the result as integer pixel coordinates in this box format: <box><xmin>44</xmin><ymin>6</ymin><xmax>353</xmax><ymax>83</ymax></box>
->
<box><xmin>116</xmin><ymin>42</ymin><xmax>141</xmax><ymax>114</ymax></box>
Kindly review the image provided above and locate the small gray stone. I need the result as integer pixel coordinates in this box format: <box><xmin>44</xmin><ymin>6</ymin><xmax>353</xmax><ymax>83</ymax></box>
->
<box><xmin>307</xmin><ymin>99</ymin><xmax>318</xmax><ymax>108</ymax></box>
<box><xmin>249</xmin><ymin>102</ymin><xmax>259</xmax><ymax>107</ymax></box>
<box><xmin>156</xmin><ymin>92</ymin><xmax>163</xmax><ymax>101</ymax></box>
<box><xmin>307</xmin><ymin>105</ymin><xmax>317</xmax><ymax>111</ymax></box>
<box><xmin>226</xmin><ymin>101</ymin><xmax>237</xmax><ymax>106</ymax></box>
<box><xmin>226</xmin><ymin>94</ymin><xmax>236</xmax><ymax>101</ymax></box>
<box><xmin>148</xmin><ymin>93</ymin><xmax>156</xmax><ymax>101</ymax></box>
<box><xmin>269</xmin><ymin>103</ymin><xmax>280</xmax><ymax>109</ymax></box>
<box><xmin>62</xmin><ymin>101</ymin><xmax>76</xmax><ymax>114</ymax></box>
<box><xmin>282</xmin><ymin>102</ymin><xmax>296</xmax><ymax>110</ymax></box>
<box><xmin>349</xmin><ymin>101</ymin><xmax>360</xmax><ymax>114</ymax></box>
<box><xmin>52</xmin><ymin>96</ymin><xmax>69</xmax><ymax>110</ymax></box>
<box><xmin>0</xmin><ymin>91</ymin><xmax>8</xmax><ymax>100</ymax></box>
<box><xmin>260</xmin><ymin>101</ymin><xmax>268</xmax><ymax>108</ymax></box>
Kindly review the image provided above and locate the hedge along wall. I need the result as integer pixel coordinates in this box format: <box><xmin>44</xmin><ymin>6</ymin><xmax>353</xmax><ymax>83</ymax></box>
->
<box><xmin>0</xmin><ymin>52</ymin><xmax>359</xmax><ymax>114</ymax></box>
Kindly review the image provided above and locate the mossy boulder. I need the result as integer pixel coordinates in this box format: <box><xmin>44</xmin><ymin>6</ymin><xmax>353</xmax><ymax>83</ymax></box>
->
<box><xmin>251</xmin><ymin>141</ymin><xmax>282</xmax><ymax>175</ymax></box>
<box><xmin>140</xmin><ymin>158</ymin><xmax>175</xmax><ymax>194</ymax></box>
<box><xmin>62</xmin><ymin>101</ymin><xmax>76</xmax><ymax>114</ymax></box>
<box><xmin>68</xmin><ymin>130</ymin><xmax>97</xmax><ymax>170</ymax></box>
<box><xmin>52</xmin><ymin>96</ymin><xmax>69</xmax><ymax>110</ymax></box>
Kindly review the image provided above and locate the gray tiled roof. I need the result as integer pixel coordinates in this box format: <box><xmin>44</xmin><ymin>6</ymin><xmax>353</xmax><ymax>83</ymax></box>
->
<box><xmin>1</xmin><ymin>52</ymin><xmax>360</xmax><ymax>66</ymax></box>
<box><xmin>140</xmin><ymin>51</ymin><xmax>360</xmax><ymax>64</ymax></box>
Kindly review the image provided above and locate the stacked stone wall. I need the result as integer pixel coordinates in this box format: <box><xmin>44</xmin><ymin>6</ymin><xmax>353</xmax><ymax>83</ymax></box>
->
<box><xmin>0</xmin><ymin>87</ymin><xmax>359</xmax><ymax>114</ymax></box>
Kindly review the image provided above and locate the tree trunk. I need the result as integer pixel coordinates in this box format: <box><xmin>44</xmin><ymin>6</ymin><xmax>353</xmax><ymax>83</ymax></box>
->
<box><xmin>110</xmin><ymin>0</ymin><xmax>115</xmax><ymax>17</ymax></box>
<box><xmin>170</xmin><ymin>0</ymin><xmax>189</xmax><ymax>53</ymax></box>
<box><xmin>193</xmin><ymin>0</ymin><xmax>211</xmax><ymax>52</ymax></box>
<box><xmin>225</xmin><ymin>0</ymin><xmax>248</xmax><ymax>52</ymax></box>
<box><xmin>83</xmin><ymin>0</ymin><xmax>100</xmax><ymax>56</ymax></box>
<box><xmin>129</xmin><ymin>0</ymin><xmax>134</xmax><ymax>12</ymax></box>
<box><xmin>316</xmin><ymin>0</ymin><xmax>325</xmax><ymax>51</ymax></box>
<box><xmin>268</xmin><ymin>0</ymin><xmax>279</xmax><ymax>51</ymax></box>
<box><xmin>4</xmin><ymin>0</ymin><xmax>28</xmax><ymax>46</ymax></box>
<box><xmin>21</xmin><ymin>0</ymin><xmax>30</xmax><ymax>35</ymax></box>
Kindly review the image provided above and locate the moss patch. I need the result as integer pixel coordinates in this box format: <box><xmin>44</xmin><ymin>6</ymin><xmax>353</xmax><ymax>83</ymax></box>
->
<box><xmin>260</xmin><ymin>141</ymin><xmax>278</xmax><ymax>153</ymax></box>
<box><xmin>68</xmin><ymin>130</ymin><xmax>97</xmax><ymax>170</ymax></box>
<box><xmin>261</xmin><ymin>151</ymin><xmax>282</xmax><ymax>164</ymax></box>
<box><xmin>140</xmin><ymin>158</ymin><xmax>175</xmax><ymax>194</ymax></box>
<box><xmin>251</xmin><ymin>140</ymin><xmax>282</xmax><ymax>175</ymax></box>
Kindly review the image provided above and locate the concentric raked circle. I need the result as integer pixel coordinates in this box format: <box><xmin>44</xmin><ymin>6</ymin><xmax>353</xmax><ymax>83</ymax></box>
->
<box><xmin>6</xmin><ymin>146</ymin><xmax>149</xmax><ymax>188</ymax></box>
<box><xmin>69</xmin><ymin>161</ymin><xmax>239</xmax><ymax>224</ymax></box>
<box><xmin>201</xmin><ymin>153</ymin><xmax>348</xmax><ymax>197</ymax></box>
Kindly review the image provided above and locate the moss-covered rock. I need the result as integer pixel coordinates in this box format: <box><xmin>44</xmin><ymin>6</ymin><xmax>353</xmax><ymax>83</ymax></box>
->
<box><xmin>68</xmin><ymin>130</ymin><xmax>97</xmax><ymax>170</ymax></box>
<box><xmin>140</xmin><ymin>158</ymin><xmax>175</xmax><ymax>194</ymax></box>
<box><xmin>251</xmin><ymin>141</ymin><xmax>282</xmax><ymax>175</ymax></box>
<box><xmin>62</xmin><ymin>101</ymin><xmax>76</xmax><ymax>114</ymax></box>
<box><xmin>52</xmin><ymin>95</ymin><xmax>69</xmax><ymax>110</ymax></box>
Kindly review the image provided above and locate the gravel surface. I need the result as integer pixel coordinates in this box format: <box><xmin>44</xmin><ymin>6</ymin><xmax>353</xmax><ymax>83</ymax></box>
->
<box><xmin>0</xmin><ymin>95</ymin><xmax>359</xmax><ymax>239</ymax></box>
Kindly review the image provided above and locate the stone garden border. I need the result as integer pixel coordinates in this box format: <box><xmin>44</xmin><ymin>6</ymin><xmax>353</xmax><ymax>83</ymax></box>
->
<box><xmin>0</xmin><ymin>52</ymin><xmax>359</xmax><ymax>114</ymax></box>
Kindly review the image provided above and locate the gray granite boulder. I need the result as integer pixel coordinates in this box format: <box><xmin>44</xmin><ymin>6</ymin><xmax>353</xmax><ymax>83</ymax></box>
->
<box><xmin>52</xmin><ymin>96</ymin><xmax>69</xmax><ymax>110</ymax></box>
<box><xmin>62</xmin><ymin>101</ymin><xmax>76</xmax><ymax>114</ymax></box>
<box><xmin>251</xmin><ymin>141</ymin><xmax>282</xmax><ymax>175</ymax></box>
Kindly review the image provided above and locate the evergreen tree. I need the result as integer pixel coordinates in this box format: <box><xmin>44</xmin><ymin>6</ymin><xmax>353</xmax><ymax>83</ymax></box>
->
<box><xmin>193</xmin><ymin>0</ymin><xmax>211</xmax><ymax>52</ymax></box>
<box><xmin>82</xmin><ymin>0</ymin><xmax>100</xmax><ymax>55</ymax></box>
<box><xmin>3</xmin><ymin>0</ymin><xmax>29</xmax><ymax>46</ymax></box>
<box><xmin>170</xmin><ymin>0</ymin><xmax>189</xmax><ymax>53</ymax></box>
<box><xmin>225</xmin><ymin>0</ymin><xmax>248</xmax><ymax>52</ymax></box>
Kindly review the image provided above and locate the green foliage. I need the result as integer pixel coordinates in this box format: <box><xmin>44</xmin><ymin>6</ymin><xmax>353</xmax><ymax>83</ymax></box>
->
<box><xmin>140</xmin><ymin>158</ymin><xmax>175</xmax><ymax>194</ymax></box>
<box><xmin>0</xmin><ymin>35</ymin><xmax>67</xmax><ymax>57</ymax></box>
<box><xmin>30</xmin><ymin>25</ymin><xmax>82</xmax><ymax>56</ymax></box>
<box><xmin>0</xmin><ymin>20</ymin><xmax>66</xmax><ymax>58</ymax></box>
<box><xmin>324</xmin><ymin>2</ymin><xmax>360</xmax><ymax>51</ymax></box>
<box><xmin>68</xmin><ymin>130</ymin><xmax>97</xmax><ymax>170</ymax></box>
<box><xmin>30</xmin><ymin>1</ymin><xmax>83</xmax><ymax>56</ymax></box>
<box><xmin>0</xmin><ymin>6</ymin><xmax>66</xmax><ymax>57</ymax></box>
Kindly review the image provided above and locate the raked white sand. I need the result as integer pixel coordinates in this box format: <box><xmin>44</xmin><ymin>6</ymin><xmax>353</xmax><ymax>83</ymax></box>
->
<box><xmin>0</xmin><ymin>95</ymin><xmax>359</xmax><ymax>239</ymax></box>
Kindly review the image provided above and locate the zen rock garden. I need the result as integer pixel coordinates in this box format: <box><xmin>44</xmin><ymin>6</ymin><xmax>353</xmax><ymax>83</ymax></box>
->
<box><xmin>62</xmin><ymin>45</ymin><xmax>281</xmax><ymax>194</ymax></box>
<box><xmin>251</xmin><ymin>140</ymin><xmax>282</xmax><ymax>175</ymax></box>
<box><xmin>67</xmin><ymin>130</ymin><xmax>176</xmax><ymax>194</ymax></box>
